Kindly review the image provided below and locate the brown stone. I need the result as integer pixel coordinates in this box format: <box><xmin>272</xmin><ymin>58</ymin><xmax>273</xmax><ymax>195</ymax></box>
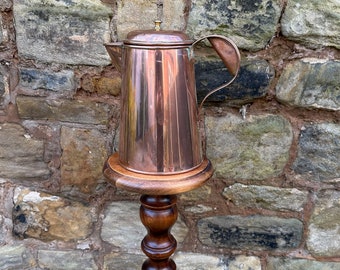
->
<box><xmin>93</xmin><ymin>77</ymin><xmax>121</xmax><ymax>96</ymax></box>
<box><xmin>13</xmin><ymin>187</ymin><xmax>96</xmax><ymax>242</ymax></box>
<box><xmin>60</xmin><ymin>126</ymin><xmax>109</xmax><ymax>194</ymax></box>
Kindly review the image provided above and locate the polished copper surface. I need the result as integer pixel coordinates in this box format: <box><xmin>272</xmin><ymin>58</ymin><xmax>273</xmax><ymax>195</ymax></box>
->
<box><xmin>105</xmin><ymin>28</ymin><xmax>240</xmax><ymax>175</ymax></box>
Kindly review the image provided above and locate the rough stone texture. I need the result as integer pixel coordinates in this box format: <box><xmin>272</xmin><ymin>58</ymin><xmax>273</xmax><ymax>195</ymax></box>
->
<box><xmin>0</xmin><ymin>245</ymin><xmax>35</xmax><ymax>270</ymax></box>
<box><xmin>0</xmin><ymin>1</ymin><xmax>12</xmax><ymax>11</ymax></box>
<box><xmin>60</xmin><ymin>126</ymin><xmax>108</xmax><ymax>194</ymax></box>
<box><xmin>19</xmin><ymin>68</ymin><xmax>75</xmax><ymax>92</ymax></box>
<box><xmin>174</xmin><ymin>253</ymin><xmax>261</xmax><ymax>270</ymax></box>
<box><xmin>267</xmin><ymin>258</ymin><xmax>340</xmax><ymax>270</ymax></box>
<box><xmin>0</xmin><ymin>123</ymin><xmax>49</xmax><ymax>180</ymax></box>
<box><xmin>307</xmin><ymin>190</ymin><xmax>340</xmax><ymax>257</ymax></box>
<box><xmin>103</xmin><ymin>253</ymin><xmax>145</xmax><ymax>270</ymax></box>
<box><xmin>116</xmin><ymin>0</ymin><xmax>186</xmax><ymax>40</ymax></box>
<box><xmin>276</xmin><ymin>59</ymin><xmax>340</xmax><ymax>111</ymax></box>
<box><xmin>196</xmin><ymin>59</ymin><xmax>274</xmax><ymax>104</ymax></box>
<box><xmin>101</xmin><ymin>202</ymin><xmax>188</xmax><ymax>253</ymax></box>
<box><xmin>198</xmin><ymin>215</ymin><xmax>303</xmax><ymax>251</ymax></box>
<box><xmin>223</xmin><ymin>183</ymin><xmax>308</xmax><ymax>212</ymax></box>
<box><xmin>187</xmin><ymin>0</ymin><xmax>282</xmax><ymax>50</ymax></box>
<box><xmin>82</xmin><ymin>75</ymin><xmax>121</xmax><ymax>96</ymax></box>
<box><xmin>0</xmin><ymin>70</ymin><xmax>5</xmax><ymax>103</ymax></box>
<box><xmin>12</xmin><ymin>187</ymin><xmax>96</xmax><ymax>242</ymax></box>
<box><xmin>0</xmin><ymin>17</ymin><xmax>3</xmax><ymax>44</ymax></box>
<box><xmin>205</xmin><ymin>114</ymin><xmax>293</xmax><ymax>180</ymax></box>
<box><xmin>292</xmin><ymin>123</ymin><xmax>340</xmax><ymax>182</ymax></box>
<box><xmin>281</xmin><ymin>0</ymin><xmax>340</xmax><ymax>49</ymax></box>
<box><xmin>16</xmin><ymin>95</ymin><xmax>111</xmax><ymax>125</ymax></box>
<box><xmin>13</xmin><ymin>0</ymin><xmax>112</xmax><ymax>65</ymax></box>
<box><xmin>38</xmin><ymin>250</ymin><xmax>98</xmax><ymax>270</ymax></box>
<box><xmin>0</xmin><ymin>181</ymin><xmax>13</xmax><ymax>245</ymax></box>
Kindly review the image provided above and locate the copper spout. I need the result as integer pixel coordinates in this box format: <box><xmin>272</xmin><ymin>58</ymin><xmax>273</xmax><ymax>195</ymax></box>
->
<box><xmin>104</xmin><ymin>43</ymin><xmax>123</xmax><ymax>74</ymax></box>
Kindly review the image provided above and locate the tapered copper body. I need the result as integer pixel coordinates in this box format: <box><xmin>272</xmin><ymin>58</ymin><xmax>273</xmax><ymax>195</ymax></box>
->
<box><xmin>105</xmin><ymin>28</ymin><xmax>240</xmax><ymax>175</ymax></box>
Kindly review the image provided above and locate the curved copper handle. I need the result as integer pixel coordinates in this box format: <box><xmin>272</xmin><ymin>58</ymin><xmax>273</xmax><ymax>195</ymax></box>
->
<box><xmin>193</xmin><ymin>35</ymin><xmax>241</xmax><ymax>109</ymax></box>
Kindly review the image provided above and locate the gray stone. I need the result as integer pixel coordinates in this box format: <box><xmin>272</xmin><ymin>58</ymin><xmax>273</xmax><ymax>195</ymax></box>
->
<box><xmin>116</xmin><ymin>0</ymin><xmax>186</xmax><ymax>40</ymax></box>
<box><xmin>292</xmin><ymin>123</ymin><xmax>340</xmax><ymax>181</ymax></box>
<box><xmin>19</xmin><ymin>68</ymin><xmax>75</xmax><ymax>92</ymax></box>
<box><xmin>13</xmin><ymin>187</ymin><xmax>96</xmax><ymax>242</ymax></box>
<box><xmin>281</xmin><ymin>0</ymin><xmax>340</xmax><ymax>49</ymax></box>
<box><xmin>174</xmin><ymin>253</ymin><xmax>261</xmax><ymax>270</ymax></box>
<box><xmin>198</xmin><ymin>215</ymin><xmax>303</xmax><ymax>251</ymax></box>
<box><xmin>223</xmin><ymin>183</ymin><xmax>308</xmax><ymax>212</ymax></box>
<box><xmin>38</xmin><ymin>250</ymin><xmax>98</xmax><ymax>270</ymax></box>
<box><xmin>0</xmin><ymin>123</ymin><xmax>49</xmax><ymax>179</ymax></box>
<box><xmin>0</xmin><ymin>245</ymin><xmax>35</xmax><ymax>270</ymax></box>
<box><xmin>101</xmin><ymin>202</ymin><xmax>188</xmax><ymax>253</ymax></box>
<box><xmin>276</xmin><ymin>59</ymin><xmax>340</xmax><ymax>111</ymax></box>
<box><xmin>0</xmin><ymin>181</ymin><xmax>14</xmax><ymax>244</ymax></box>
<box><xmin>0</xmin><ymin>17</ymin><xmax>3</xmax><ymax>44</ymax></box>
<box><xmin>267</xmin><ymin>257</ymin><xmax>340</xmax><ymax>270</ymax></box>
<box><xmin>16</xmin><ymin>95</ymin><xmax>112</xmax><ymax>125</ymax></box>
<box><xmin>205</xmin><ymin>114</ymin><xmax>293</xmax><ymax>180</ymax></box>
<box><xmin>103</xmin><ymin>253</ymin><xmax>145</xmax><ymax>270</ymax></box>
<box><xmin>0</xmin><ymin>1</ymin><xmax>12</xmax><ymax>11</ymax></box>
<box><xmin>13</xmin><ymin>0</ymin><xmax>112</xmax><ymax>65</ymax></box>
<box><xmin>307</xmin><ymin>190</ymin><xmax>340</xmax><ymax>257</ymax></box>
<box><xmin>60</xmin><ymin>126</ymin><xmax>108</xmax><ymax>194</ymax></box>
<box><xmin>187</xmin><ymin>0</ymin><xmax>282</xmax><ymax>51</ymax></box>
<box><xmin>196</xmin><ymin>59</ymin><xmax>274</xmax><ymax>104</ymax></box>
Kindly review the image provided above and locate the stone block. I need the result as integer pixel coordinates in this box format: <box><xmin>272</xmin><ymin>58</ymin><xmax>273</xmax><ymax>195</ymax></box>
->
<box><xmin>187</xmin><ymin>0</ymin><xmax>282</xmax><ymax>51</ymax></box>
<box><xmin>12</xmin><ymin>187</ymin><xmax>96</xmax><ymax>242</ymax></box>
<box><xmin>281</xmin><ymin>0</ymin><xmax>340</xmax><ymax>49</ymax></box>
<box><xmin>196</xmin><ymin>59</ymin><xmax>274</xmax><ymax>104</ymax></box>
<box><xmin>198</xmin><ymin>215</ymin><xmax>303</xmax><ymax>251</ymax></box>
<box><xmin>38</xmin><ymin>250</ymin><xmax>98</xmax><ymax>270</ymax></box>
<box><xmin>223</xmin><ymin>183</ymin><xmax>308</xmax><ymax>212</ymax></box>
<box><xmin>103</xmin><ymin>253</ymin><xmax>145</xmax><ymax>270</ymax></box>
<box><xmin>60</xmin><ymin>126</ymin><xmax>108</xmax><ymax>194</ymax></box>
<box><xmin>0</xmin><ymin>245</ymin><xmax>35</xmax><ymax>270</ymax></box>
<box><xmin>116</xmin><ymin>0</ymin><xmax>186</xmax><ymax>40</ymax></box>
<box><xmin>174</xmin><ymin>253</ymin><xmax>261</xmax><ymax>270</ymax></box>
<box><xmin>205</xmin><ymin>114</ymin><xmax>293</xmax><ymax>180</ymax></box>
<box><xmin>82</xmin><ymin>75</ymin><xmax>121</xmax><ymax>96</ymax></box>
<box><xmin>101</xmin><ymin>202</ymin><xmax>188</xmax><ymax>253</ymax></box>
<box><xmin>292</xmin><ymin>123</ymin><xmax>340</xmax><ymax>181</ymax></box>
<box><xmin>267</xmin><ymin>258</ymin><xmax>340</xmax><ymax>270</ymax></box>
<box><xmin>16</xmin><ymin>95</ymin><xmax>112</xmax><ymax>125</ymax></box>
<box><xmin>0</xmin><ymin>123</ymin><xmax>49</xmax><ymax>180</ymax></box>
<box><xmin>276</xmin><ymin>59</ymin><xmax>340</xmax><ymax>111</ymax></box>
<box><xmin>19</xmin><ymin>68</ymin><xmax>75</xmax><ymax>92</ymax></box>
<box><xmin>307</xmin><ymin>190</ymin><xmax>340</xmax><ymax>257</ymax></box>
<box><xmin>13</xmin><ymin>0</ymin><xmax>112</xmax><ymax>65</ymax></box>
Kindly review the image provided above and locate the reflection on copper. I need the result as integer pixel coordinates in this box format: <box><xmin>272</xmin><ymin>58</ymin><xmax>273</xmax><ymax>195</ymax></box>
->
<box><xmin>105</xmin><ymin>30</ymin><xmax>240</xmax><ymax>175</ymax></box>
<box><xmin>119</xmin><ymin>46</ymin><xmax>201</xmax><ymax>174</ymax></box>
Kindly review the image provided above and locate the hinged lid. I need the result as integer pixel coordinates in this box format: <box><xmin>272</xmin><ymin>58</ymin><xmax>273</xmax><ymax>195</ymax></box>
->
<box><xmin>124</xmin><ymin>21</ymin><xmax>193</xmax><ymax>46</ymax></box>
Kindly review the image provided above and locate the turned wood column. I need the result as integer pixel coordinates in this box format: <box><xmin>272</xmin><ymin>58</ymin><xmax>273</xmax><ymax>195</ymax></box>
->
<box><xmin>103</xmin><ymin>153</ymin><xmax>213</xmax><ymax>269</ymax></box>
<box><xmin>140</xmin><ymin>195</ymin><xmax>177</xmax><ymax>270</ymax></box>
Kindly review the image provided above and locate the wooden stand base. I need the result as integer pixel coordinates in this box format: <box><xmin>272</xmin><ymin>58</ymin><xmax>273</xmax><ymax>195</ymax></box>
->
<box><xmin>140</xmin><ymin>195</ymin><xmax>177</xmax><ymax>270</ymax></box>
<box><xmin>103</xmin><ymin>153</ymin><xmax>213</xmax><ymax>269</ymax></box>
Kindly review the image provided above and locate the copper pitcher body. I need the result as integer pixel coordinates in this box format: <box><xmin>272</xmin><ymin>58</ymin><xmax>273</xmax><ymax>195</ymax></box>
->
<box><xmin>105</xmin><ymin>28</ymin><xmax>240</xmax><ymax>175</ymax></box>
<box><xmin>119</xmin><ymin>45</ymin><xmax>202</xmax><ymax>174</ymax></box>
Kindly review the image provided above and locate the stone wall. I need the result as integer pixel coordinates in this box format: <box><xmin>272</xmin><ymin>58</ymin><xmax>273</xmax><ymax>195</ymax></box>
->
<box><xmin>0</xmin><ymin>0</ymin><xmax>339</xmax><ymax>269</ymax></box>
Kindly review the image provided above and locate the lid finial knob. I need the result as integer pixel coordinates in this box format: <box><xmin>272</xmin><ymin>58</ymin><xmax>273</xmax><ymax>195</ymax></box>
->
<box><xmin>154</xmin><ymin>20</ymin><xmax>162</xmax><ymax>31</ymax></box>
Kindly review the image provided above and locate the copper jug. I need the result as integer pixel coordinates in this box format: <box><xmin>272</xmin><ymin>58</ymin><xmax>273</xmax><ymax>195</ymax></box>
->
<box><xmin>105</xmin><ymin>22</ymin><xmax>240</xmax><ymax>175</ymax></box>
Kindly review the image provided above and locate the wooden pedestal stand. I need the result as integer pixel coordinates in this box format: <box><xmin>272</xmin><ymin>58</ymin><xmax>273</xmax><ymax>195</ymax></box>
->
<box><xmin>103</xmin><ymin>153</ymin><xmax>213</xmax><ymax>270</ymax></box>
